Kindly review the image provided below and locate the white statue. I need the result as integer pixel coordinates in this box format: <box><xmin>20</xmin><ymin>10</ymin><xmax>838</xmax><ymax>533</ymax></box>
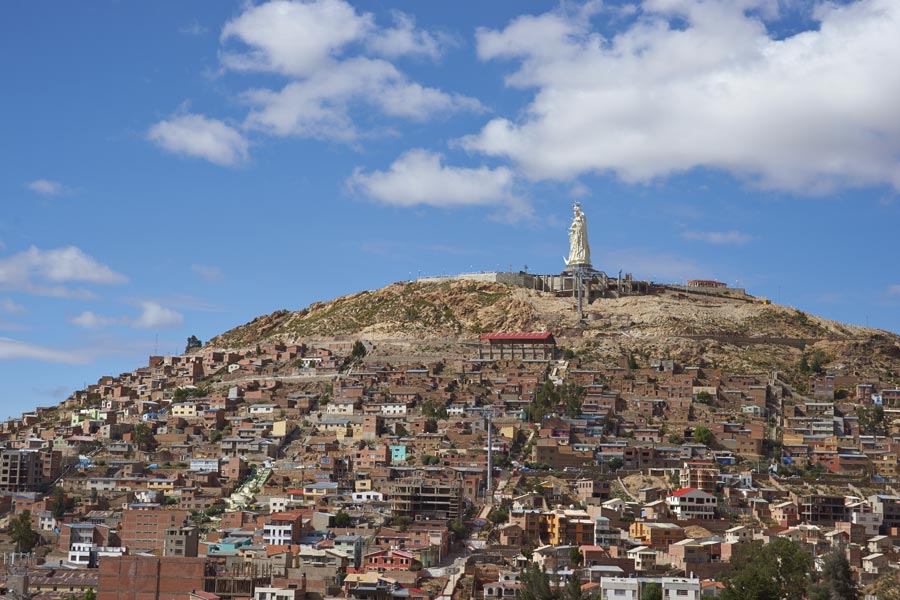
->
<box><xmin>565</xmin><ymin>202</ymin><xmax>591</xmax><ymax>267</ymax></box>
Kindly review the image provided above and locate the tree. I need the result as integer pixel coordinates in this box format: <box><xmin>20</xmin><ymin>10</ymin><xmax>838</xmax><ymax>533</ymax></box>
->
<box><xmin>859</xmin><ymin>406</ymin><xmax>885</xmax><ymax>436</ymax></box>
<box><xmin>185</xmin><ymin>335</ymin><xmax>202</xmax><ymax>353</ymax></box>
<box><xmin>722</xmin><ymin>538</ymin><xmax>811</xmax><ymax>600</ymax></box>
<box><xmin>810</xmin><ymin>549</ymin><xmax>858</xmax><ymax>600</ymax></box>
<box><xmin>209</xmin><ymin>430</ymin><xmax>222</xmax><ymax>443</ymax></box>
<box><xmin>693</xmin><ymin>426</ymin><xmax>713</xmax><ymax>447</ymax></box>
<box><xmin>131</xmin><ymin>422</ymin><xmax>156</xmax><ymax>452</ymax></box>
<box><xmin>449</xmin><ymin>518</ymin><xmax>470</xmax><ymax>539</ymax></box>
<box><xmin>517</xmin><ymin>562</ymin><xmax>554</xmax><ymax>600</ymax></box>
<box><xmin>50</xmin><ymin>486</ymin><xmax>72</xmax><ymax>520</ymax></box>
<box><xmin>641</xmin><ymin>583</ymin><xmax>662</xmax><ymax>600</ymax></box>
<box><xmin>424</xmin><ymin>418</ymin><xmax>439</xmax><ymax>433</ymax></box>
<box><xmin>560</xmin><ymin>574</ymin><xmax>583</xmax><ymax>600</ymax></box>
<box><xmin>9</xmin><ymin>510</ymin><xmax>39</xmax><ymax>553</ymax></box>
<box><xmin>526</xmin><ymin>381</ymin><xmax>559</xmax><ymax>423</ymax></box>
<box><xmin>865</xmin><ymin>571</ymin><xmax>900</xmax><ymax>600</ymax></box>
<box><xmin>334</xmin><ymin>511</ymin><xmax>352</xmax><ymax>528</ymax></box>
<box><xmin>606</xmin><ymin>458</ymin><xmax>624</xmax><ymax>472</ymax></box>
<box><xmin>628</xmin><ymin>353</ymin><xmax>639</xmax><ymax>369</ymax></box>
<box><xmin>351</xmin><ymin>340</ymin><xmax>367</xmax><ymax>360</ymax></box>
<box><xmin>422</xmin><ymin>399</ymin><xmax>449</xmax><ymax>420</ymax></box>
<box><xmin>561</xmin><ymin>383</ymin><xmax>585</xmax><ymax>418</ymax></box>
<box><xmin>568</xmin><ymin>546</ymin><xmax>583</xmax><ymax>566</ymax></box>
<box><xmin>488</xmin><ymin>508</ymin><xmax>509</xmax><ymax>524</ymax></box>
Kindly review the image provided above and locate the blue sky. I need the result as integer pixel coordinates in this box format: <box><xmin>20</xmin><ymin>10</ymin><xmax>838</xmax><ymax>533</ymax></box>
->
<box><xmin>2</xmin><ymin>0</ymin><xmax>900</xmax><ymax>415</ymax></box>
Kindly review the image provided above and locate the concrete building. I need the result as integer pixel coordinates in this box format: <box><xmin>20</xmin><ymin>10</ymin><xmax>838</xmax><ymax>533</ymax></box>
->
<box><xmin>390</xmin><ymin>477</ymin><xmax>462</xmax><ymax>521</ymax></box>
<box><xmin>163</xmin><ymin>526</ymin><xmax>199</xmax><ymax>557</ymax></box>
<box><xmin>0</xmin><ymin>449</ymin><xmax>43</xmax><ymax>492</ymax></box>
<box><xmin>120</xmin><ymin>507</ymin><xmax>189</xmax><ymax>553</ymax></box>
<box><xmin>99</xmin><ymin>556</ymin><xmax>207</xmax><ymax>600</ymax></box>
<box><xmin>667</xmin><ymin>488</ymin><xmax>717</xmax><ymax>520</ymax></box>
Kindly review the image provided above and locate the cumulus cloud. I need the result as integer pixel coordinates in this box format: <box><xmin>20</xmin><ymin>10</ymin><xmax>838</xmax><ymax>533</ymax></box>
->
<box><xmin>152</xmin><ymin>1</ymin><xmax>477</xmax><ymax>162</ymax></box>
<box><xmin>243</xmin><ymin>58</ymin><xmax>480</xmax><ymax>141</ymax></box>
<box><xmin>681</xmin><ymin>230</ymin><xmax>752</xmax><ymax>245</ymax></box>
<box><xmin>224</xmin><ymin>0</ymin><xmax>477</xmax><ymax>143</ymax></box>
<box><xmin>348</xmin><ymin>149</ymin><xmax>518</xmax><ymax>209</ymax></box>
<box><xmin>132</xmin><ymin>301</ymin><xmax>183</xmax><ymax>329</ymax></box>
<box><xmin>464</xmin><ymin>0</ymin><xmax>900</xmax><ymax>192</ymax></box>
<box><xmin>0</xmin><ymin>246</ymin><xmax>126</xmax><ymax>297</ymax></box>
<box><xmin>220</xmin><ymin>0</ymin><xmax>373</xmax><ymax>77</ymax></box>
<box><xmin>367</xmin><ymin>12</ymin><xmax>446</xmax><ymax>60</ymax></box>
<box><xmin>148</xmin><ymin>113</ymin><xmax>248</xmax><ymax>167</ymax></box>
<box><xmin>69</xmin><ymin>311</ymin><xmax>118</xmax><ymax>329</ymax></box>
<box><xmin>26</xmin><ymin>179</ymin><xmax>68</xmax><ymax>196</ymax></box>
<box><xmin>0</xmin><ymin>337</ymin><xmax>89</xmax><ymax>364</ymax></box>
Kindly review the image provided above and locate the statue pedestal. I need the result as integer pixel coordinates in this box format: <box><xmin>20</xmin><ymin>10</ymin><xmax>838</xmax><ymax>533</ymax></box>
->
<box><xmin>571</xmin><ymin>264</ymin><xmax>593</xmax><ymax>318</ymax></box>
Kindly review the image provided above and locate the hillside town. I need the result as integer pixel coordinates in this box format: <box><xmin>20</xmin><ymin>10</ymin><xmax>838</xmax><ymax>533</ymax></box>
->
<box><xmin>1</xmin><ymin>322</ymin><xmax>900</xmax><ymax>600</ymax></box>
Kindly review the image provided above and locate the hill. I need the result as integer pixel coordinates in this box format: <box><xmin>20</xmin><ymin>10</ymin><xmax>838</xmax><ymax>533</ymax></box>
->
<box><xmin>206</xmin><ymin>279</ymin><xmax>900</xmax><ymax>376</ymax></box>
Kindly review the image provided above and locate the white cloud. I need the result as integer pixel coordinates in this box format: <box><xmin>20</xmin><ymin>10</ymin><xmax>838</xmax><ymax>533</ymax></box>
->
<box><xmin>26</xmin><ymin>179</ymin><xmax>67</xmax><ymax>196</ymax></box>
<box><xmin>348</xmin><ymin>149</ymin><xmax>518</xmax><ymax>209</ymax></box>
<box><xmin>0</xmin><ymin>246</ymin><xmax>126</xmax><ymax>297</ymax></box>
<box><xmin>0</xmin><ymin>337</ymin><xmax>89</xmax><ymax>364</ymax></box>
<box><xmin>148</xmin><ymin>113</ymin><xmax>248</xmax><ymax>166</ymax></box>
<box><xmin>244</xmin><ymin>58</ymin><xmax>480</xmax><ymax>141</ymax></box>
<box><xmin>70</xmin><ymin>311</ymin><xmax>118</xmax><ymax>329</ymax></box>
<box><xmin>464</xmin><ymin>0</ymin><xmax>900</xmax><ymax>192</ymax></box>
<box><xmin>0</xmin><ymin>298</ymin><xmax>25</xmax><ymax>314</ymax></box>
<box><xmin>191</xmin><ymin>263</ymin><xmax>223</xmax><ymax>283</ymax></box>
<box><xmin>681</xmin><ymin>230</ymin><xmax>752</xmax><ymax>245</ymax></box>
<box><xmin>367</xmin><ymin>12</ymin><xmax>445</xmax><ymax>60</ymax></box>
<box><xmin>132</xmin><ymin>301</ymin><xmax>183</xmax><ymax>329</ymax></box>
<box><xmin>220</xmin><ymin>0</ymin><xmax>373</xmax><ymax>77</ymax></box>
<box><xmin>886</xmin><ymin>285</ymin><xmax>900</xmax><ymax>297</ymax></box>
<box><xmin>222</xmin><ymin>0</ymin><xmax>478</xmax><ymax>143</ymax></box>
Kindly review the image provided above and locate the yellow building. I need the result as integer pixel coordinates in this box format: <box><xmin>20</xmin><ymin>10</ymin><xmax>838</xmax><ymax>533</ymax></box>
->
<box><xmin>541</xmin><ymin>508</ymin><xmax>594</xmax><ymax>546</ymax></box>
<box><xmin>629</xmin><ymin>521</ymin><xmax>685</xmax><ymax>549</ymax></box>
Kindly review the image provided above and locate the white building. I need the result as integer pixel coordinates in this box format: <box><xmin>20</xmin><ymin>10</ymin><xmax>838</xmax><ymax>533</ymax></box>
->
<box><xmin>254</xmin><ymin>587</ymin><xmax>298</xmax><ymax>600</ymax></box>
<box><xmin>351</xmin><ymin>491</ymin><xmax>384</xmax><ymax>503</ymax></box>
<box><xmin>263</xmin><ymin>522</ymin><xmax>295</xmax><ymax>546</ymax></box>
<box><xmin>600</xmin><ymin>577</ymin><xmax>700</xmax><ymax>600</ymax></box>
<box><xmin>666</xmin><ymin>488</ymin><xmax>716</xmax><ymax>520</ymax></box>
<box><xmin>600</xmin><ymin>577</ymin><xmax>639</xmax><ymax>600</ymax></box>
<box><xmin>380</xmin><ymin>403</ymin><xmax>409</xmax><ymax>416</ymax></box>
<box><xmin>662</xmin><ymin>577</ymin><xmax>701</xmax><ymax>600</ymax></box>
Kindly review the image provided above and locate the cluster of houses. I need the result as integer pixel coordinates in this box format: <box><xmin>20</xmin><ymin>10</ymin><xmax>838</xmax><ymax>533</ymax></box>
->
<box><xmin>1</xmin><ymin>333</ymin><xmax>900</xmax><ymax>599</ymax></box>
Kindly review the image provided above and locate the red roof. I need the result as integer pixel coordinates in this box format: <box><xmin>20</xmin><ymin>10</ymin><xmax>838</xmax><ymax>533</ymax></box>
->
<box><xmin>670</xmin><ymin>487</ymin><xmax>699</xmax><ymax>497</ymax></box>
<box><xmin>479</xmin><ymin>332</ymin><xmax>554</xmax><ymax>342</ymax></box>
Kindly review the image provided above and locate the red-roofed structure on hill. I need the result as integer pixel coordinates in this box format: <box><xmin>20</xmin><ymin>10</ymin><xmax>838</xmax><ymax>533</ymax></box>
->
<box><xmin>478</xmin><ymin>332</ymin><xmax>557</xmax><ymax>361</ymax></box>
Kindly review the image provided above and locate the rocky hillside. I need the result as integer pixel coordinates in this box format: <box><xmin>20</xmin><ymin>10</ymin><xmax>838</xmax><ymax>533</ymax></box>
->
<box><xmin>206</xmin><ymin>279</ymin><xmax>900</xmax><ymax>376</ymax></box>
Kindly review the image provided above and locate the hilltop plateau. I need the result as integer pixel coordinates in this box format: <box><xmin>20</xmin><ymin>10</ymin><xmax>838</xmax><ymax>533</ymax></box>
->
<box><xmin>207</xmin><ymin>279</ymin><xmax>900</xmax><ymax>377</ymax></box>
